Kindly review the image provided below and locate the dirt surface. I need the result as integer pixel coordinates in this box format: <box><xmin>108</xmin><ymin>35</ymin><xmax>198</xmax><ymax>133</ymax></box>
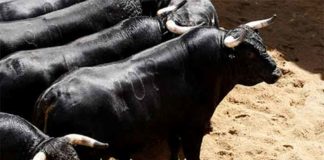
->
<box><xmin>200</xmin><ymin>0</ymin><xmax>324</xmax><ymax>159</ymax></box>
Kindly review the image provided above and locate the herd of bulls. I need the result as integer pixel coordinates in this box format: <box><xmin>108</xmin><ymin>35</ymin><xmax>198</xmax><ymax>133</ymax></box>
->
<box><xmin>0</xmin><ymin>0</ymin><xmax>282</xmax><ymax>159</ymax></box>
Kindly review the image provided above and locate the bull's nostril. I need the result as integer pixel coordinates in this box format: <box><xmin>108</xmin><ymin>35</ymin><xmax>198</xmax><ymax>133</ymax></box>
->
<box><xmin>264</xmin><ymin>68</ymin><xmax>282</xmax><ymax>84</ymax></box>
<box><xmin>272</xmin><ymin>68</ymin><xmax>282</xmax><ymax>77</ymax></box>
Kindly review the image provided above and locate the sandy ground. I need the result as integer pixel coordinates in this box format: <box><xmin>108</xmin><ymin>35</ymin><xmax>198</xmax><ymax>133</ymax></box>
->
<box><xmin>200</xmin><ymin>0</ymin><xmax>324</xmax><ymax>159</ymax></box>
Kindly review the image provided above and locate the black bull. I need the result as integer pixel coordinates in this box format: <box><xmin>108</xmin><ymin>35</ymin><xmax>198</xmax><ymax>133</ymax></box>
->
<box><xmin>34</xmin><ymin>26</ymin><xmax>282</xmax><ymax>159</ymax></box>
<box><xmin>0</xmin><ymin>112</ymin><xmax>108</xmax><ymax>160</ymax></box>
<box><xmin>0</xmin><ymin>17</ymin><xmax>165</xmax><ymax>121</ymax></box>
<box><xmin>0</xmin><ymin>0</ymin><xmax>142</xmax><ymax>57</ymax></box>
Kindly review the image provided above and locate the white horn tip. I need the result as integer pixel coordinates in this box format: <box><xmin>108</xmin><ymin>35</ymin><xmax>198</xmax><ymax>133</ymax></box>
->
<box><xmin>93</xmin><ymin>142</ymin><xmax>109</xmax><ymax>149</ymax></box>
<box><xmin>64</xmin><ymin>134</ymin><xmax>109</xmax><ymax>149</ymax></box>
<box><xmin>245</xmin><ymin>14</ymin><xmax>277</xmax><ymax>29</ymax></box>
<box><xmin>156</xmin><ymin>6</ymin><xmax>176</xmax><ymax>16</ymax></box>
<box><xmin>33</xmin><ymin>152</ymin><xmax>47</xmax><ymax>160</ymax></box>
<box><xmin>166</xmin><ymin>20</ymin><xmax>198</xmax><ymax>34</ymax></box>
<box><xmin>224</xmin><ymin>36</ymin><xmax>241</xmax><ymax>48</ymax></box>
<box><xmin>269</xmin><ymin>14</ymin><xmax>277</xmax><ymax>21</ymax></box>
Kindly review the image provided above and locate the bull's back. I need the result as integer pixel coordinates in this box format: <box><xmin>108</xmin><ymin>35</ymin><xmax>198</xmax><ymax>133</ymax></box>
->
<box><xmin>35</xmin><ymin>60</ymin><xmax>190</xmax><ymax>150</ymax></box>
<box><xmin>35</xmin><ymin>36</ymin><xmax>193</xmax><ymax>153</ymax></box>
<box><xmin>0</xmin><ymin>0</ymin><xmax>86</xmax><ymax>21</ymax></box>
<box><xmin>0</xmin><ymin>49</ymin><xmax>68</xmax><ymax>119</ymax></box>
<box><xmin>35</xmin><ymin>65</ymin><xmax>161</xmax><ymax>130</ymax></box>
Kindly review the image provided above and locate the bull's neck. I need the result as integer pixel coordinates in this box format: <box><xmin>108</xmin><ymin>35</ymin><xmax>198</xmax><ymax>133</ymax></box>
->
<box><xmin>7</xmin><ymin>117</ymin><xmax>50</xmax><ymax>159</ymax></box>
<box><xmin>183</xmin><ymin>28</ymin><xmax>237</xmax><ymax>106</ymax></box>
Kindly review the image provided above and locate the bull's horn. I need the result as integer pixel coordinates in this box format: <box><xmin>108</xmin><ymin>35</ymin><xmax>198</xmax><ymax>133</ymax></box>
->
<box><xmin>157</xmin><ymin>0</ymin><xmax>187</xmax><ymax>17</ymax></box>
<box><xmin>64</xmin><ymin>134</ymin><xmax>109</xmax><ymax>149</ymax></box>
<box><xmin>245</xmin><ymin>14</ymin><xmax>277</xmax><ymax>29</ymax></box>
<box><xmin>32</xmin><ymin>152</ymin><xmax>47</xmax><ymax>160</ymax></box>
<box><xmin>166</xmin><ymin>20</ymin><xmax>201</xmax><ymax>34</ymax></box>
<box><xmin>224</xmin><ymin>30</ymin><xmax>247</xmax><ymax>48</ymax></box>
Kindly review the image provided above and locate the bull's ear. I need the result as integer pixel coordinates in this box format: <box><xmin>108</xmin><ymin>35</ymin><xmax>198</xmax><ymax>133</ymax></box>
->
<box><xmin>32</xmin><ymin>152</ymin><xmax>47</xmax><ymax>160</ymax></box>
<box><xmin>64</xmin><ymin>134</ymin><xmax>109</xmax><ymax>149</ymax></box>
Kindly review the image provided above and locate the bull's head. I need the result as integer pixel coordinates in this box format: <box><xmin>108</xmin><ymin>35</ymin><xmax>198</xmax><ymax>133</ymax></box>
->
<box><xmin>157</xmin><ymin>0</ymin><xmax>218</xmax><ymax>34</ymax></box>
<box><xmin>32</xmin><ymin>134</ymin><xmax>108</xmax><ymax>160</ymax></box>
<box><xmin>223</xmin><ymin>15</ymin><xmax>282</xmax><ymax>86</ymax></box>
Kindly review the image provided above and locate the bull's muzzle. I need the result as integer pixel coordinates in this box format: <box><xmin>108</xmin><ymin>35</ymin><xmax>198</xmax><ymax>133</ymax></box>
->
<box><xmin>265</xmin><ymin>67</ymin><xmax>282</xmax><ymax>84</ymax></box>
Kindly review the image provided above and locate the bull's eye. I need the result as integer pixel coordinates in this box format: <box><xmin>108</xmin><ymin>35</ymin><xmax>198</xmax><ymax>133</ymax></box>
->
<box><xmin>247</xmin><ymin>52</ymin><xmax>255</xmax><ymax>59</ymax></box>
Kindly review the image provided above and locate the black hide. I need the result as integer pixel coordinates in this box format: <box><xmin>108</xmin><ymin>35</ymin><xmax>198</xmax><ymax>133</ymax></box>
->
<box><xmin>0</xmin><ymin>0</ymin><xmax>86</xmax><ymax>21</ymax></box>
<box><xmin>0</xmin><ymin>17</ymin><xmax>164</xmax><ymax>121</ymax></box>
<box><xmin>0</xmin><ymin>0</ymin><xmax>142</xmax><ymax>57</ymax></box>
<box><xmin>0</xmin><ymin>112</ymin><xmax>48</xmax><ymax>160</ymax></box>
<box><xmin>0</xmin><ymin>112</ymin><xmax>89</xmax><ymax>160</ymax></box>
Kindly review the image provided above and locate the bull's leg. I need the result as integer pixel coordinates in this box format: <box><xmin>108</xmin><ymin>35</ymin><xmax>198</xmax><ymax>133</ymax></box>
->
<box><xmin>181</xmin><ymin>131</ymin><xmax>204</xmax><ymax>160</ymax></box>
<box><xmin>168</xmin><ymin>135</ymin><xmax>181</xmax><ymax>160</ymax></box>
